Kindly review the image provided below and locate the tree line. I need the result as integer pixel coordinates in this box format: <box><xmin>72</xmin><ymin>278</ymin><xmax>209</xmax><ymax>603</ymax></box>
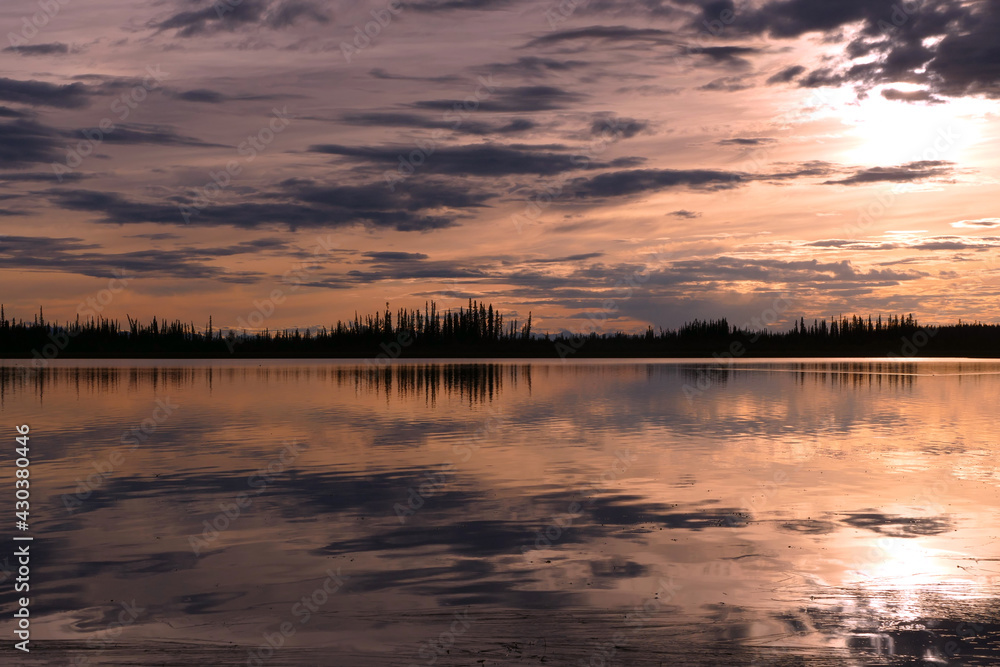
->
<box><xmin>1</xmin><ymin>302</ymin><xmax>998</xmax><ymax>359</ymax></box>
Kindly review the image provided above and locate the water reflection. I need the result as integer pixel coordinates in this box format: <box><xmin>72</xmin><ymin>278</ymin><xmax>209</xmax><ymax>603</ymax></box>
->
<box><xmin>0</xmin><ymin>360</ymin><xmax>997</xmax><ymax>665</ymax></box>
<box><xmin>0</xmin><ymin>362</ymin><xmax>532</xmax><ymax>407</ymax></box>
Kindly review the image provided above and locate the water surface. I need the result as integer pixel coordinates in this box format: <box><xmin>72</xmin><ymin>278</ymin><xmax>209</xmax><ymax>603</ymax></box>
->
<box><xmin>1</xmin><ymin>359</ymin><xmax>998</xmax><ymax>665</ymax></box>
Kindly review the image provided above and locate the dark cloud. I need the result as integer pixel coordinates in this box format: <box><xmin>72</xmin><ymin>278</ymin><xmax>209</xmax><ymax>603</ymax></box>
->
<box><xmin>914</xmin><ymin>239</ymin><xmax>998</xmax><ymax>250</ymax></box>
<box><xmin>796</xmin><ymin>67</ymin><xmax>846</xmax><ymax>88</ymax></box>
<box><xmin>759</xmin><ymin>161</ymin><xmax>835</xmax><ymax>180</ymax></box>
<box><xmin>2</xmin><ymin>117</ymin><xmax>223</xmax><ymax>170</ymax></box>
<box><xmin>309</xmin><ymin>143</ymin><xmax>641</xmax><ymax>177</ymax></box>
<box><xmin>699</xmin><ymin>76</ymin><xmax>753</xmax><ymax>92</ymax></box>
<box><xmin>3</xmin><ymin>43</ymin><xmax>70</xmax><ymax>56</ymax></box>
<box><xmin>525</xmin><ymin>25</ymin><xmax>676</xmax><ymax>48</ymax></box>
<box><xmin>567</xmin><ymin>0</ymin><xmax>682</xmax><ymax>19</ymax></box>
<box><xmin>151</xmin><ymin>0</ymin><xmax>329</xmax><ymax>38</ymax></box>
<box><xmin>661</xmin><ymin>256</ymin><xmax>922</xmax><ymax>286</ymax></box>
<box><xmin>0</xmin><ymin>171</ymin><xmax>85</xmax><ymax>183</ymax></box>
<box><xmin>497</xmin><ymin>118</ymin><xmax>538</xmax><ymax>133</ymax></box>
<box><xmin>368</xmin><ymin>69</ymin><xmax>466</xmax><ymax>84</ymax></box>
<box><xmin>287</xmin><ymin>178</ymin><xmax>492</xmax><ymax>212</ymax></box>
<box><xmin>480</xmin><ymin>57</ymin><xmax>591</xmax><ymax>78</ymax></box>
<box><xmin>824</xmin><ymin>160</ymin><xmax>954</xmax><ymax>185</ymax></box>
<box><xmin>412</xmin><ymin>86</ymin><xmax>585</xmax><ymax>113</ymax></box>
<box><xmin>571</xmin><ymin>168</ymin><xmax>745</xmax><ymax>198</ymax></box>
<box><xmin>765</xmin><ymin>65</ymin><xmax>806</xmax><ymax>84</ymax></box>
<box><xmin>0</xmin><ymin>119</ymin><xmax>62</xmax><ymax>166</ymax></box>
<box><xmin>267</xmin><ymin>0</ymin><xmax>330</xmax><ymax>28</ymax></box>
<box><xmin>282</xmin><ymin>250</ymin><xmax>927</xmax><ymax>298</ymax></box>
<box><xmin>406</xmin><ymin>0</ymin><xmax>517</xmax><ymax>11</ymax></box>
<box><xmin>807</xmin><ymin>239</ymin><xmax>887</xmax><ymax>249</ymax></box>
<box><xmin>47</xmin><ymin>176</ymin><xmax>493</xmax><ymax>232</ymax></box>
<box><xmin>718</xmin><ymin>0</ymin><xmax>956</xmax><ymax>40</ymax></box>
<box><xmin>712</xmin><ymin>0</ymin><xmax>1000</xmax><ymax>99</ymax></box>
<box><xmin>126</xmin><ymin>233</ymin><xmax>183</xmax><ymax>241</ymax></box>
<box><xmin>364</xmin><ymin>252</ymin><xmax>430</xmax><ymax>262</ymax></box>
<box><xmin>880</xmin><ymin>87</ymin><xmax>943</xmax><ymax>103</ymax></box>
<box><xmin>717</xmin><ymin>137</ymin><xmax>776</xmax><ymax>146</ymax></box>
<box><xmin>927</xmin><ymin>3</ymin><xmax>1000</xmax><ymax>98</ymax></box>
<box><xmin>170</xmin><ymin>89</ymin><xmax>228</xmax><ymax>103</ymax></box>
<box><xmin>667</xmin><ymin>210</ymin><xmax>701</xmax><ymax>219</ymax></box>
<box><xmin>64</xmin><ymin>123</ymin><xmax>229</xmax><ymax>148</ymax></box>
<box><xmin>691</xmin><ymin>45</ymin><xmax>760</xmax><ymax>68</ymax></box>
<box><xmin>0</xmin><ymin>235</ymin><xmax>272</xmax><ymax>282</ymax></box>
<box><xmin>0</xmin><ymin>77</ymin><xmax>90</xmax><ymax>109</ymax></box>
<box><xmin>339</xmin><ymin>112</ymin><xmax>536</xmax><ymax>136</ymax></box>
<box><xmin>528</xmin><ymin>25</ymin><xmax>753</xmax><ymax>68</ymax></box>
<box><xmin>589</xmin><ymin>116</ymin><xmax>649</xmax><ymax>139</ymax></box>
<box><xmin>524</xmin><ymin>252</ymin><xmax>605</xmax><ymax>264</ymax></box>
<box><xmin>167</xmin><ymin>88</ymin><xmax>292</xmax><ymax>104</ymax></box>
<box><xmin>569</xmin><ymin>162</ymin><xmax>834</xmax><ymax>199</ymax></box>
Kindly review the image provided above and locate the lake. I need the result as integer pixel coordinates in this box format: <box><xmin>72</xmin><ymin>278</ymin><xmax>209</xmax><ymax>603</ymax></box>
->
<box><xmin>1</xmin><ymin>359</ymin><xmax>998</xmax><ymax>665</ymax></box>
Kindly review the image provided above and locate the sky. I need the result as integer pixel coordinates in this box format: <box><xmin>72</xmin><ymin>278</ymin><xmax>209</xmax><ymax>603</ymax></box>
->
<box><xmin>1</xmin><ymin>0</ymin><xmax>999</xmax><ymax>335</ymax></box>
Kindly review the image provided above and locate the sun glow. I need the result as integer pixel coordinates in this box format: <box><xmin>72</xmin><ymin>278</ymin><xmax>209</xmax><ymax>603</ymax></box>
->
<box><xmin>835</xmin><ymin>85</ymin><xmax>989</xmax><ymax>165</ymax></box>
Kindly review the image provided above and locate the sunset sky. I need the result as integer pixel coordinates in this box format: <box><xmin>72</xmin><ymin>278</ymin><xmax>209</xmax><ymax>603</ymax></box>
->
<box><xmin>2</xmin><ymin>0</ymin><xmax>999</xmax><ymax>334</ymax></box>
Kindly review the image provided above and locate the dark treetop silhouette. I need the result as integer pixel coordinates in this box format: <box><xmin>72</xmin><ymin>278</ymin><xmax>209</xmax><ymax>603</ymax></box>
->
<box><xmin>1</xmin><ymin>302</ymin><xmax>998</xmax><ymax>359</ymax></box>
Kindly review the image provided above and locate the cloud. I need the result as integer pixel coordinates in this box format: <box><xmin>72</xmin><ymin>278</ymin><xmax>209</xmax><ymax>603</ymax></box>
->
<box><xmin>806</xmin><ymin>234</ymin><xmax>1000</xmax><ymax>250</ymax></box>
<box><xmin>661</xmin><ymin>256</ymin><xmax>922</xmax><ymax>285</ymax></box>
<box><xmin>717</xmin><ymin>137</ymin><xmax>776</xmax><ymax>146</ymax></box>
<box><xmin>824</xmin><ymin>161</ymin><xmax>955</xmax><ymax>185</ymax></box>
<box><xmin>47</xmin><ymin>176</ymin><xmax>495</xmax><ymax>232</ymax></box>
<box><xmin>796</xmin><ymin>68</ymin><xmax>846</xmax><ymax>88</ymax></box>
<box><xmin>567</xmin><ymin>162</ymin><xmax>835</xmax><ymax>199</ymax></box>
<box><xmin>0</xmin><ymin>119</ymin><xmax>63</xmax><ymax>166</ymax></box>
<box><xmin>881</xmin><ymin>88</ymin><xmax>944</xmax><ymax>103</ymax></box>
<box><xmin>406</xmin><ymin>0</ymin><xmax>517</xmax><ymax>11</ymax></box>
<box><xmin>170</xmin><ymin>89</ymin><xmax>228</xmax><ymax>103</ymax></box>
<box><xmin>951</xmin><ymin>218</ymin><xmax>1000</xmax><ymax>229</ymax></box>
<box><xmin>0</xmin><ymin>235</ymin><xmax>274</xmax><ymax>282</ymax></box>
<box><xmin>690</xmin><ymin>45</ymin><xmax>761</xmax><ymax>68</ymax></box>
<box><xmin>0</xmin><ymin>171</ymin><xmax>86</xmax><ymax>183</ymax></box>
<box><xmin>524</xmin><ymin>252</ymin><xmax>605</xmax><ymax>264</ymax></box>
<box><xmin>368</xmin><ymin>69</ymin><xmax>466</xmax><ymax>84</ymax></box>
<box><xmin>480</xmin><ymin>57</ymin><xmax>591</xmax><ymax>78</ymax></box>
<box><xmin>698</xmin><ymin>76</ymin><xmax>754</xmax><ymax>92</ymax></box>
<box><xmin>1</xmin><ymin>117</ymin><xmax>223</xmax><ymax>170</ymax></box>
<box><xmin>571</xmin><ymin>168</ymin><xmax>746</xmax><ymax>198</ymax></box>
<box><xmin>3</xmin><ymin>43</ymin><xmax>70</xmax><ymax>56</ymax></box>
<box><xmin>64</xmin><ymin>123</ymin><xmax>229</xmax><ymax>148</ymax></box>
<box><xmin>151</xmin><ymin>0</ymin><xmax>330</xmax><ymax>38</ymax></box>
<box><xmin>339</xmin><ymin>112</ymin><xmax>536</xmax><ymax>136</ymax></box>
<box><xmin>525</xmin><ymin>25</ymin><xmax>676</xmax><ymax>48</ymax></box>
<box><xmin>765</xmin><ymin>65</ymin><xmax>806</xmax><ymax>84</ymax></box>
<box><xmin>589</xmin><ymin>116</ymin><xmax>649</xmax><ymax>139</ymax></box>
<box><xmin>308</xmin><ymin>143</ymin><xmax>641</xmax><ymax>177</ymax></box>
<box><xmin>667</xmin><ymin>210</ymin><xmax>701</xmax><ymax>219</ymax></box>
<box><xmin>167</xmin><ymin>88</ymin><xmax>293</xmax><ymax>104</ymax></box>
<box><xmin>412</xmin><ymin>86</ymin><xmax>585</xmax><ymax>113</ymax></box>
<box><xmin>708</xmin><ymin>0</ymin><xmax>1000</xmax><ymax>99</ymax></box>
<box><xmin>0</xmin><ymin>77</ymin><xmax>90</xmax><ymax>108</ymax></box>
<box><xmin>267</xmin><ymin>0</ymin><xmax>330</xmax><ymax>28</ymax></box>
<box><xmin>126</xmin><ymin>233</ymin><xmax>183</xmax><ymax>241</ymax></box>
<box><xmin>921</xmin><ymin>2</ymin><xmax>1000</xmax><ymax>98</ymax></box>
<box><xmin>364</xmin><ymin>252</ymin><xmax>430</xmax><ymax>262</ymax></box>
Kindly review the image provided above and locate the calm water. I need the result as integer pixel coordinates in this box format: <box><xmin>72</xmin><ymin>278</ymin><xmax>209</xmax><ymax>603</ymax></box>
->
<box><xmin>1</xmin><ymin>359</ymin><xmax>999</xmax><ymax>665</ymax></box>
